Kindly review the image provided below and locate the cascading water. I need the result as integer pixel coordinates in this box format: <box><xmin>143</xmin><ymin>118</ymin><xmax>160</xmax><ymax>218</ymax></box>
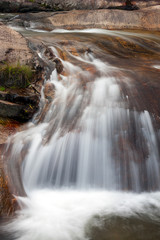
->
<box><xmin>8</xmin><ymin>44</ymin><xmax>160</xmax><ymax>193</ymax></box>
<box><xmin>2</xmin><ymin>29</ymin><xmax>160</xmax><ymax>240</ymax></box>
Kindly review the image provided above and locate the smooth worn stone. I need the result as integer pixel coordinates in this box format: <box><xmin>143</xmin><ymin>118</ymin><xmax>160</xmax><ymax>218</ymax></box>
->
<box><xmin>54</xmin><ymin>58</ymin><xmax>64</xmax><ymax>74</ymax></box>
<box><xmin>9</xmin><ymin>6</ymin><xmax>160</xmax><ymax>31</ymax></box>
<box><xmin>47</xmin><ymin>7</ymin><xmax>160</xmax><ymax>31</ymax></box>
<box><xmin>44</xmin><ymin>82</ymin><xmax>55</xmax><ymax>101</ymax></box>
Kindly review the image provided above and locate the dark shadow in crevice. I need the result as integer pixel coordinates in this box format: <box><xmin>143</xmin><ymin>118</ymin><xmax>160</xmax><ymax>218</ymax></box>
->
<box><xmin>107</xmin><ymin>5</ymin><xmax>139</xmax><ymax>11</ymax></box>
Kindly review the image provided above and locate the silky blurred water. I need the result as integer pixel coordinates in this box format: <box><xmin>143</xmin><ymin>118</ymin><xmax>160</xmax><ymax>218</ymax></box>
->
<box><xmin>2</xmin><ymin>28</ymin><xmax>160</xmax><ymax>240</ymax></box>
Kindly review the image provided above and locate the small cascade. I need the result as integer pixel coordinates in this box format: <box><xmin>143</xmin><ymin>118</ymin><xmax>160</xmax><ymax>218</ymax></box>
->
<box><xmin>2</xmin><ymin>29</ymin><xmax>160</xmax><ymax>240</ymax></box>
<box><xmin>6</xmin><ymin>43</ymin><xmax>160</xmax><ymax>193</ymax></box>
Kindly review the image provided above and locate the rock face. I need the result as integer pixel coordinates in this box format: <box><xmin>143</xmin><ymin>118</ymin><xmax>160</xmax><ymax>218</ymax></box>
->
<box><xmin>42</xmin><ymin>0</ymin><xmax>160</xmax><ymax>10</ymax></box>
<box><xmin>0</xmin><ymin>23</ymin><xmax>32</xmax><ymax>65</ymax></box>
<box><xmin>0</xmin><ymin>0</ymin><xmax>48</xmax><ymax>13</ymax></box>
<box><xmin>0</xmin><ymin>24</ymin><xmax>44</xmax><ymax>217</ymax></box>
<box><xmin>0</xmin><ymin>118</ymin><xmax>23</xmax><ymax>217</ymax></box>
<box><xmin>0</xmin><ymin>0</ymin><xmax>159</xmax><ymax>12</ymax></box>
<box><xmin>0</xmin><ymin>23</ymin><xmax>44</xmax><ymax>122</ymax></box>
<box><xmin>0</xmin><ymin>92</ymin><xmax>39</xmax><ymax>121</ymax></box>
<box><xmin>0</xmin><ymin>154</ymin><xmax>18</xmax><ymax>216</ymax></box>
<box><xmin>21</xmin><ymin>7</ymin><xmax>159</xmax><ymax>31</ymax></box>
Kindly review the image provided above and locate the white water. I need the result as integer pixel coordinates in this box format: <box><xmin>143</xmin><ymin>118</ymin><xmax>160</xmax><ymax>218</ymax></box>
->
<box><xmin>14</xmin><ymin>49</ymin><xmax>158</xmax><ymax>192</ymax></box>
<box><xmin>4</xmin><ymin>34</ymin><xmax>160</xmax><ymax>239</ymax></box>
<box><xmin>6</xmin><ymin>190</ymin><xmax>160</xmax><ymax>240</ymax></box>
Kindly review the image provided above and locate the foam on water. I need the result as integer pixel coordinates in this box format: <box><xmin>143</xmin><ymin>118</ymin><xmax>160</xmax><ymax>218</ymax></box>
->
<box><xmin>6</xmin><ymin>190</ymin><xmax>160</xmax><ymax>240</ymax></box>
<box><xmin>153</xmin><ymin>65</ymin><xmax>160</xmax><ymax>69</ymax></box>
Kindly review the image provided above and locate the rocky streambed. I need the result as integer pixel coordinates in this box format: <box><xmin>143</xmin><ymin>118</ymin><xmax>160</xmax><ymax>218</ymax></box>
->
<box><xmin>0</xmin><ymin>2</ymin><xmax>160</xmax><ymax>218</ymax></box>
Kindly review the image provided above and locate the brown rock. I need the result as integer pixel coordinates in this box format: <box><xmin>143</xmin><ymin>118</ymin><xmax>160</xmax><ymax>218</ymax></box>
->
<box><xmin>48</xmin><ymin>7</ymin><xmax>160</xmax><ymax>31</ymax></box>
<box><xmin>0</xmin><ymin>24</ymin><xmax>43</xmax><ymax>216</ymax></box>
<box><xmin>0</xmin><ymin>24</ymin><xmax>45</xmax><ymax>121</ymax></box>
<box><xmin>0</xmin><ymin>162</ymin><xmax>18</xmax><ymax>216</ymax></box>
<box><xmin>0</xmin><ymin>24</ymin><xmax>32</xmax><ymax>65</ymax></box>
<box><xmin>0</xmin><ymin>119</ymin><xmax>23</xmax><ymax>217</ymax></box>
<box><xmin>47</xmin><ymin>0</ymin><xmax>159</xmax><ymax>10</ymax></box>
<box><xmin>54</xmin><ymin>58</ymin><xmax>64</xmax><ymax>74</ymax></box>
<box><xmin>44</xmin><ymin>82</ymin><xmax>55</xmax><ymax>101</ymax></box>
<box><xmin>8</xmin><ymin>3</ymin><xmax>160</xmax><ymax>31</ymax></box>
<box><xmin>0</xmin><ymin>0</ymin><xmax>159</xmax><ymax>12</ymax></box>
<box><xmin>44</xmin><ymin>47</ymin><xmax>56</xmax><ymax>60</ymax></box>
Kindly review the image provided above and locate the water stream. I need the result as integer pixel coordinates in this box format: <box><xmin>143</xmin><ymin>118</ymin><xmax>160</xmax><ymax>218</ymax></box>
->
<box><xmin>2</xmin><ymin>28</ymin><xmax>160</xmax><ymax>239</ymax></box>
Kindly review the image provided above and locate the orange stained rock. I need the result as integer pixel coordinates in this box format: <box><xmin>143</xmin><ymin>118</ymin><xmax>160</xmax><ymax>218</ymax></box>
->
<box><xmin>0</xmin><ymin>168</ymin><xmax>17</xmax><ymax>216</ymax></box>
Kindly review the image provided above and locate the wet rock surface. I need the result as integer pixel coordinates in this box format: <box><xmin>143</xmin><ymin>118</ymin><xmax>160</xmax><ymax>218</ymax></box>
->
<box><xmin>6</xmin><ymin>29</ymin><xmax>159</xmax><ymax>195</ymax></box>
<box><xmin>0</xmin><ymin>23</ymin><xmax>45</xmax><ymax>216</ymax></box>
<box><xmin>44</xmin><ymin>82</ymin><xmax>55</xmax><ymax>102</ymax></box>
<box><xmin>29</xmin><ymin>29</ymin><xmax>160</xmax><ymax>125</ymax></box>
<box><xmin>87</xmin><ymin>213</ymin><xmax>160</xmax><ymax>240</ymax></box>
<box><xmin>0</xmin><ymin>119</ymin><xmax>22</xmax><ymax>217</ymax></box>
<box><xmin>1</xmin><ymin>24</ymin><xmax>160</xmax><ymax>216</ymax></box>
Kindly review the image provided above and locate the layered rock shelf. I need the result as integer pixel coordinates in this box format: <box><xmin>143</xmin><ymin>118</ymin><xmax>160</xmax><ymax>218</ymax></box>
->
<box><xmin>0</xmin><ymin>0</ymin><xmax>159</xmax><ymax>12</ymax></box>
<box><xmin>48</xmin><ymin>7</ymin><xmax>160</xmax><ymax>31</ymax></box>
<box><xmin>6</xmin><ymin>6</ymin><xmax>160</xmax><ymax>31</ymax></box>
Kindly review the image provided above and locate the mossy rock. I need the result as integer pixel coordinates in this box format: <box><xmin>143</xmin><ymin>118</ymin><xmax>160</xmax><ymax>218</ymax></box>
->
<box><xmin>0</xmin><ymin>63</ymin><xmax>33</xmax><ymax>89</ymax></box>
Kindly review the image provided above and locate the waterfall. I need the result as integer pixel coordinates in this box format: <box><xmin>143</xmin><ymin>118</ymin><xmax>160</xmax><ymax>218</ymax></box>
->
<box><xmin>2</xmin><ymin>29</ymin><xmax>160</xmax><ymax>240</ymax></box>
<box><xmin>8</xmin><ymin>46</ymin><xmax>160</xmax><ymax>193</ymax></box>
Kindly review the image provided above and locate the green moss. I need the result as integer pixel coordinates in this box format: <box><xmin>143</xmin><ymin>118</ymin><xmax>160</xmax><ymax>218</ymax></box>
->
<box><xmin>0</xmin><ymin>63</ymin><xmax>33</xmax><ymax>88</ymax></box>
<box><xmin>0</xmin><ymin>86</ymin><xmax>5</xmax><ymax>91</ymax></box>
